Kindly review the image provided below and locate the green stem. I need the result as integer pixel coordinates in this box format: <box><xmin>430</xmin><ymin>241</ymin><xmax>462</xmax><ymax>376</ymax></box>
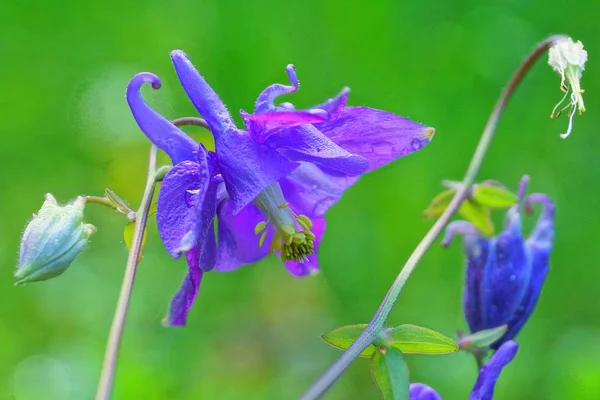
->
<box><xmin>95</xmin><ymin>145</ymin><xmax>159</xmax><ymax>400</ymax></box>
<box><xmin>301</xmin><ymin>34</ymin><xmax>567</xmax><ymax>400</ymax></box>
<box><xmin>84</xmin><ymin>196</ymin><xmax>119</xmax><ymax>210</ymax></box>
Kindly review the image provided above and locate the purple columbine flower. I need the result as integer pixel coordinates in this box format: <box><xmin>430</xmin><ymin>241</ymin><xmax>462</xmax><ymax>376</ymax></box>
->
<box><xmin>410</xmin><ymin>340</ymin><xmax>518</xmax><ymax>400</ymax></box>
<box><xmin>442</xmin><ymin>176</ymin><xmax>554</xmax><ymax>348</ymax></box>
<box><xmin>127</xmin><ymin>50</ymin><xmax>434</xmax><ymax>325</ymax></box>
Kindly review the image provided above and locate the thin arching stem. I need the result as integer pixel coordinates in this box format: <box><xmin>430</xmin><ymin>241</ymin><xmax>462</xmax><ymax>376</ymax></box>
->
<box><xmin>301</xmin><ymin>34</ymin><xmax>567</xmax><ymax>400</ymax></box>
<box><xmin>95</xmin><ymin>145</ymin><xmax>159</xmax><ymax>400</ymax></box>
<box><xmin>172</xmin><ymin>116</ymin><xmax>210</xmax><ymax>129</ymax></box>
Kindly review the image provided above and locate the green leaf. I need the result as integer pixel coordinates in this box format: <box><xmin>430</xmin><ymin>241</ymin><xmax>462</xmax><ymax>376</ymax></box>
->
<box><xmin>371</xmin><ymin>348</ymin><xmax>409</xmax><ymax>400</ymax></box>
<box><xmin>387</xmin><ymin>325</ymin><xmax>458</xmax><ymax>355</ymax></box>
<box><xmin>458</xmin><ymin>325</ymin><xmax>508</xmax><ymax>351</ymax></box>
<box><xmin>472</xmin><ymin>183</ymin><xmax>519</xmax><ymax>208</ymax></box>
<box><xmin>105</xmin><ymin>188</ymin><xmax>131</xmax><ymax>215</ymax></box>
<box><xmin>458</xmin><ymin>200</ymin><xmax>494</xmax><ymax>237</ymax></box>
<box><xmin>148</xmin><ymin>201</ymin><xmax>157</xmax><ymax>217</ymax></box>
<box><xmin>124</xmin><ymin>222</ymin><xmax>147</xmax><ymax>261</ymax></box>
<box><xmin>320</xmin><ymin>324</ymin><xmax>376</xmax><ymax>358</ymax></box>
<box><xmin>423</xmin><ymin>189</ymin><xmax>455</xmax><ymax>218</ymax></box>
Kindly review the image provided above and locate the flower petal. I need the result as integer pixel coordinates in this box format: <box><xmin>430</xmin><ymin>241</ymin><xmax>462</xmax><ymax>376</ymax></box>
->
<box><xmin>409</xmin><ymin>383</ymin><xmax>443</xmax><ymax>400</ymax></box>
<box><xmin>469</xmin><ymin>341</ymin><xmax>519</xmax><ymax>400</ymax></box>
<box><xmin>283</xmin><ymin>217</ymin><xmax>325</xmax><ymax>276</ymax></box>
<box><xmin>241</xmin><ymin>109</ymin><xmax>329</xmax><ymax>136</ymax></box>
<box><xmin>216</xmin><ymin>132</ymin><xmax>296</xmax><ymax>214</ymax></box>
<box><xmin>157</xmin><ymin>160</ymin><xmax>208</xmax><ymax>258</ymax></box>
<box><xmin>126</xmin><ymin>72</ymin><xmax>199</xmax><ymax>164</ymax></box>
<box><xmin>214</xmin><ymin>200</ymin><xmax>272</xmax><ymax>272</ymax></box>
<box><xmin>254</xmin><ymin>64</ymin><xmax>299</xmax><ymax>113</ymax></box>
<box><xmin>494</xmin><ymin>194</ymin><xmax>554</xmax><ymax>347</ymax></box>
<box><xmin>314</xmin><ymin>106</ymin><xmax>434</xmax><ymax>171</ymax></box>
<box><xmin>442</xmin><ymin>221</ymin><xmax>490</xmax><ymax>333</ymax></box>
<box><xmin>279</xmin><ymin>162</ymin><xmax>360</xmax><ymax>218</ymax></box>
<box><xmin>164</xmin><ymin>246</ymin><xmax>203</xmax><ymax>327</ymax></box>
<box><xmin>482</xmin><ymin>207</ymin><xmax>531</xmax><ymax>330</ymax></box>
<box><xmin>171</xmin><ymin>50</ymin><xmax>238</xmax><ymax>138</ymax></box>
<box><xmin>265</xmin><ymin>124</ymin><xmax>368</xmax><ymax>176</ymax></box>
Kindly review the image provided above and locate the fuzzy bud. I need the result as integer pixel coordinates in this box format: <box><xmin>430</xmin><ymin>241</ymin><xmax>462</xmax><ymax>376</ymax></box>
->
<box><xmin>16</xmin><ymin>194</ymin><xmax>95</xmax><ymax>285</ymax></box>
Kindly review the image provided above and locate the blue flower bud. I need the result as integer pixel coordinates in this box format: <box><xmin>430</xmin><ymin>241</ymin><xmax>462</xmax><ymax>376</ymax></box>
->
<box><xmin>443</xmin><ymin>176</ymin><xmax>554</xmax><ymax>348</ymax></box>
<box><xmin>16</xmin><ymin>194</ymin><xmax>96</xmax><ymax>285</ymax></box>
<box><xmin>409</xmin><ymin>341</ymin><xmax>518</xmax><ymax>400</ymax></box>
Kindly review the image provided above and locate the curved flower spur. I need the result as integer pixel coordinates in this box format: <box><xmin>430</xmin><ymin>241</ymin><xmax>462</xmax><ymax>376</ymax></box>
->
<box><xmin>442</xmin><ymin>176</ymin><xmax>555</xmax><ymax>348</ymax></box>
<box><xmin>127</xmin><ymin>50</ymin><xmax>435</xmax><ymax>325</ymax></box>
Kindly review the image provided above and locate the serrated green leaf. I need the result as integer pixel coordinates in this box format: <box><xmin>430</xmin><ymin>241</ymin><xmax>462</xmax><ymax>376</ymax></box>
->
<box><xmin>124</xmin><ymin>222</ymin><xmax>147</xmax><ymax>261</ymax></box>
<box><xmin>321</xmin><ymin>324</ymin><xmax>376</xmax><ymax>358</ymax></box>
<box><xmin>423</xmin><ymin>189</ymin><xmax>455</xmax><ymax>218</ymax></box>
<box><xmin>472</xmin><ymin>184</ymin><xmax>519</xmax><ymax>208</ymax></box>
<box><xmin>458</xmin><ymin>200</ymin><xmax>494</xmax><ymax>237</ymax></box>
<box><xmin>458</xmin><ymin>325</ymin><xmax>508</xmax><ymax>351</ymax></box>
<box><xmin>371</xmin><ymin>348</ymin><xmax>409</xmax><ymax>400</ymax></box>
<box><xmin>387</xmin><ymin>325</ymin><xmax>458</xmax><ymax>355</ymax></box>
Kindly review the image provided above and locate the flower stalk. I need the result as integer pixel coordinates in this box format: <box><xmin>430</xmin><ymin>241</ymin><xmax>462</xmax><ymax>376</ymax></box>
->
<box><xmin>95</xmin><ymin>145</ymin><xmax>159</xmax><ymax>400</ymax></box>
<box><xmin>301</xmin><ymin>34</ymin><xmax>568</xmax><ymax>400</ymax></box>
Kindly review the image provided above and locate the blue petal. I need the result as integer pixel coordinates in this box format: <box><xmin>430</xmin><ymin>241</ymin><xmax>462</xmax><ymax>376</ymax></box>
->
<box><xmin>409</xmin><ymin>383</ymin><xmax>443</xmax><ymax>400</ymax></box>
<box><xmin>278</xmin><ymin>162</ymin><xmax>360</xmax><ymax>218</ymax></box>
<box><xmin>469</xmin><ymin>341</ymin><xmax>519</xmax><ymax>400</ymax></box>
<box><xmin>265</xmin><ymin>124</ymin><xmax>368</xmax><ymax>176</ymax></box>
<box><xmin>495</xmin><ymin>194</ymin><xmax>554</xmax><ymax>347</ymax></box>
<box><xmin>482</xmin><ymin>207</ymin><xmax>531</xmax><ymax>330</ymax></box>
<box><xmin>157</xmin><ymin>159</ymin><xmax>209</xmax><ymax>258</ymax></box>
<box><xmin>254</xmin><ymin>64</ymin><xmax>299</xmax><ymax>113</ymax></box>
<box><xmin>214</xmin><ymin>199</ymin><xmax>271</xmax><ymax>271</ymax></box>
<box><xmin>216</xmin><ymin>131</ymin><xmax>296</xmax><ymax>214</ymax></box>
<box><xmin>314</xmin><ymin>106</ymin><xmax>434</xmax><ymax>172</ymax></box>
<box><xmin>443</xmin><ymin>221</ymin><xmax>490</xmax><ymax>333</ymax></box>
<box><xmin>126</xmin><ymin>72</ymin><xmax>199</xmax><ymax>164</ymax></box>
<box><xmin>164</xmin><ymin>246</ymin><xmax>203</xmax><ymax>327</ymax></box>
<box><xmin>171</xmin><ymin>50</ymin><xmax>238</xmax><ymax>140</ymax></box>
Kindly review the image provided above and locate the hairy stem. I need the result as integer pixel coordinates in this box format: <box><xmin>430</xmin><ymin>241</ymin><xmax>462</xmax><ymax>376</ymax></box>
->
<box><xmin>301</xmin><ymin>35</ymin><xmax>567</xmax><ymax>400</ymax></box>
<box><xmin>95</xmin><ymin>145</ymin><xmax>159</xmax><ymax>400</ymax></box>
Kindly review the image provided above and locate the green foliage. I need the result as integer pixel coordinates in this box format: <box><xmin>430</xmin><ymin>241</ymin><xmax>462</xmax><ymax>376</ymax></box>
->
<box><xmin>370</xmin><ymin>348</ymin><xmax>410</xmax><ymax>400</ymax></box>
<box><xmin>472</xmin><ymin>182</ymin><xmax>519</xmax><ymax>208</ymax></box>
<box><xmin>321</xmin><ymin>324</ymin><xmax>376</xmax><ymax>357</ymax></box>
<box><xmin>386</xmin><ymin>325</ymin><xmax>458</xmax><ymax>355</ymax></box>
<box><xmin>458</xmin><ymin>325</ymin><xmax>508</xmax><ymax>351</ymax></box>
<box><xmin>424</xmin><ymin>180</ymin><xmax>519</xmax><ymax>236</ymax></box>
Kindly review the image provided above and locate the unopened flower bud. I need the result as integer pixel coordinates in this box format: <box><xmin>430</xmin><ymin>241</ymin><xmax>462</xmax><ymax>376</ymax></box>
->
<box><xmin>548</xmin><ymin>37</ymin><xmax>587</xmax><ymax>139</ymax></box>
<box><xmin>15</xmin><ymin>194</ymin><xmax>96</xmax><ymax>285</ymax></box>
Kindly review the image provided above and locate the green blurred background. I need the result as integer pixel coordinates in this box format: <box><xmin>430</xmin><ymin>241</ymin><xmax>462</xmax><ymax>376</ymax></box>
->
<box><xmin>1</xmin><ymin>0</ymin><xmax>599</xmax><ymax>398</ymax></box>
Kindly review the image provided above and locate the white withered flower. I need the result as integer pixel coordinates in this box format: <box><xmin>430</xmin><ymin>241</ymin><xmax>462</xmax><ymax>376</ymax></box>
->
<box><xmin>548</xmin><ymin>37</ymin><xmax>587</xmax><ymax>139</ymax></box>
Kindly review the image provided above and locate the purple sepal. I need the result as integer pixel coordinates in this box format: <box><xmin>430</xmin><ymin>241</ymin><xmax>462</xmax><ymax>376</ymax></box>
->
<box><xmin>469</xmin><ymin>341</ymin><xmax>519</xmax><ymax>400</ymax></box>
<box><xmin>126</xmin><ymin>72</ymin><xmax>199</xmax><ymax>164</ymax></box>
<box><xmin>409</xmin><ymin>383</ymin><xmax>443</xmax><ymax>400</ymax></box>
<box><xmin>164</xmin><ymin>246</ymin><xmax>203</xmax><ymax>327</ymax></box>
<box><xmin>315</xmin><ymin>106</ymin><xmax>434</xmax><ymax>171</ymax></box>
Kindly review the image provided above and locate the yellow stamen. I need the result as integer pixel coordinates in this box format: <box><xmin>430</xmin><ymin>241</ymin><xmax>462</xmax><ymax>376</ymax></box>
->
<box><xmin>252</xmin><ymin>182</ymin><xmax>317</xmax><ymax>262</ymax></box>
<box><xmin>296</xmin><ymin>214</ymin><xmax>312</xmax><ymax>230</ymax></box>
<box><xmin>258</xmin><ymin>231</ymin><xmax>267</xmax><ymax>248</ymax></box>
<box><xmin>254</xmin><ymin>221</ymin><xmax>267</xmax><ymax>235</ymax></box>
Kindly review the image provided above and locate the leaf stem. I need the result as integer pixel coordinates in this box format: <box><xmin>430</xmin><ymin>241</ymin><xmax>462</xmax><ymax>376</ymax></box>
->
<box><xmin>84</xmin><ymin>196</ymin><xmax>120</xmax><ymax>210</ymax></box>
<box><xmin>95</xmin><ymin>145</ymin><xmax>159</xmax><ymax>400</ymax></box>
<box><xmin>301</xmin><ymin>35</ymin><xmax>567</xmax><ymax>400</ymax></box>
